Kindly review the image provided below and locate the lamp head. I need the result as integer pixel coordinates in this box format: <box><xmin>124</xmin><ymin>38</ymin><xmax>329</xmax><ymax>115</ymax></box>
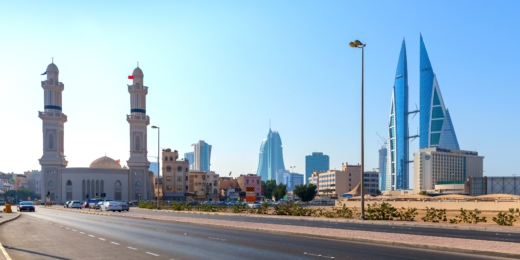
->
<box><xmin>151</xmin><ymin>126</ymin><xmax>158</xmax><ymax>129</ymax></box>
<box><xmin>349</xmin><ymin>40</ymin><xmax>365</xmax><ymax>48</ymax></box>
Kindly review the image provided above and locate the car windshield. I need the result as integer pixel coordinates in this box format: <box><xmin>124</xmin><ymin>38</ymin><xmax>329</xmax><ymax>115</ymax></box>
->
<box><xmin>21</xmin><ymin>202</ymin><xmax>33</xmax><ymax>205</ymax></box>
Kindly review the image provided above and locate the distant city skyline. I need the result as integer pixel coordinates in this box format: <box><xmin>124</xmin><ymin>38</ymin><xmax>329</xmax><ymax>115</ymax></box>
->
<box><xmin>2</xmin><ymin>2</ymin><xmax>519</xmax><ymax>187</ymax></box>
<box><xmin>257</xmin><ymin>129</ymin><xmax>285</xmax><ymax>181</ymax></box>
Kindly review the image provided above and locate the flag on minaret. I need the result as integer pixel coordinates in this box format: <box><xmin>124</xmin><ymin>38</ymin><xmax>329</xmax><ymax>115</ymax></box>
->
<box><xmin>41</xmin><ymin>71</ymin><xmax>47</xmax><ymax>75</ymax></box>
<box><xmin>128</xmin><ymin>75</ymin><xmax>134</xmax><ymax>79</ymax></box>
<box><xmin>116</xmin><ymin>159</ymin><xmax>120</xmax><ymax>163</ymax></box>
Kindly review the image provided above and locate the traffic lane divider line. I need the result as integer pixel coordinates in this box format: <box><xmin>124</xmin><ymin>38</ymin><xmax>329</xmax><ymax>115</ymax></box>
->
<box><xmin>0</xmin><ymin>243</ymin><xmax>11</xmax><ymax>260</ymax></box>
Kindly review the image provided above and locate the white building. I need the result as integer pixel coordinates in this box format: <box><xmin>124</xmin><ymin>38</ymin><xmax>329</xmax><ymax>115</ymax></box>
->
<box><xmin>413</xmin><ymin>147</ymin><xmax>484</xmax><ymax>193</ymax></box>
<box><xmin>39</xmin><ymin>63</ymin><xmax>154</xmax><ymax>204</ymax></box>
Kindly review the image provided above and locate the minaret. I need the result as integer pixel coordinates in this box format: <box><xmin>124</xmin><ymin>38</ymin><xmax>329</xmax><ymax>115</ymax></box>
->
<box><xmin>39</xmin><ymin>62</ymin><xmax>68</xmax><ymax>203</ymax></box>
<box><xmin>126</xmin><ymin>66</ymin><xmax>151</xmax><ymax>200</ymax></box>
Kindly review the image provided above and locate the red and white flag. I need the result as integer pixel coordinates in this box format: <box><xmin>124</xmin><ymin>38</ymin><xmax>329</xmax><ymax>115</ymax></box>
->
<box><xmin>128</xmin><ymin>75</ymin><xmax>134</xmax><ymax>79</ymax></box>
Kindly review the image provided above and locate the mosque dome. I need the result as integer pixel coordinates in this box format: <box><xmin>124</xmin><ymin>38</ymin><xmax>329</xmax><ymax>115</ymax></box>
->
<box><xmin>89</xmin><ymin>156</ymin><xmax>121</xmax><ymax>169</ymax></box>
<box><xmin>47</xmin><ymin>63</ymin><xmax>59</xmax><ymax>72</ymax></box>
<box><xmin>132</xmin><ymin>67</ymin><xmax>143</xmax><ymax>76</ymax></box>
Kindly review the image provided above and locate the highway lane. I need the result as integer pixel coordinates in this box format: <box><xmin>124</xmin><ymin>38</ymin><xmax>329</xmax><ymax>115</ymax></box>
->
<box><xmin>116</xmin><ymin>209</ymin><xmax>520</xmax><ymax>243</ymax></box>
<box><xmin>0</xmin><ymin>208</ymin><xmax>512</xmax><ymax>260</ymax></box>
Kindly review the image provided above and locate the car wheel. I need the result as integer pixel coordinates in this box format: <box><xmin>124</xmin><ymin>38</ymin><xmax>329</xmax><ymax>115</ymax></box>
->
<box><xmin>119</xmin><ymin>210</ymin><xmax>121</xmax><ymax>212</ymax></box>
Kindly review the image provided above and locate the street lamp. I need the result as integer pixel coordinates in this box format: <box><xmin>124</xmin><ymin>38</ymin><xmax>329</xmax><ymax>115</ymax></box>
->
<box><xmin>151</xmin><ymin>125</ymin><xmax>160</xmax><ymax>209</ymax></box>
<box><xmin>290</xmin><ymin>166</ymin><xmax>296</xmax><ymax>173</ymax></box>
<box><xmin>349</xmin><ymin>39</ymin><xmax>366</xmax><ymax>219</ymax></box>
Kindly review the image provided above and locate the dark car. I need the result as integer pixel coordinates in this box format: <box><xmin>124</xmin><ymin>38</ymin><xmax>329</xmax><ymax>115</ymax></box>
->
<box><xmin>18</xmin><ymin>201</ymin><xmax>35</xmax><ymax>212</ymax></box>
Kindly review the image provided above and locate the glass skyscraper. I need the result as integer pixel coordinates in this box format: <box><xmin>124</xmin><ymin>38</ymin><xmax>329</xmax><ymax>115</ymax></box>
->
<box><xmin>184</xmin><ymin>152</ymin><xmax>194</xmax><ymax>170</ymax></box>
<box><xmin>420</xmin><ymin>34</ymin><xmax>460</xmax><ymax>150</ymax></box>
<box><xmin>256</xmin><ymin>129</ymin><xmax>285</xmax><ymax>181</ymax></box>
<box><xmin>378</xmin><ymin>146</ymin><xmax>387</xmax><ymax>191</ymax></box>
<box><xmin>305</xmin><ymin>152</ymin><xmax>329</xmax><ymax>184</ymax></box>
<box><xmin>191</xmin><ymin>141</ymin><xmax>212</xmax><ymax>172</ymax></box>
<box><xmin>387</xmin><ymin>40</ymin><xmax>410</xmax><ymax>191</ymax></box>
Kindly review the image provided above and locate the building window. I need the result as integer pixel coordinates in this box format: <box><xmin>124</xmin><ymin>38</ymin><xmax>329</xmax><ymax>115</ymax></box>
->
<box><xmin>170</xmin><ymin>156</ymin><xmax>173</xmax><ymax>161</ymax></box>
<box><xmin>166</xmin><ymin>176</ymin><xmax>172</xmax><ymax>181</ymax></box>
<box><xmin>167</xmin><ymin>185</ymin><xmax>172</xmax><ymax>190</ymax></box>
<box><xmin>177</xmin><ymin>166</ymin><xmax>182</xmax><ymax>172</ymax></box>
<box><xmin>135</xmin><ymin>181</ymin><xmax>141</xmax><ymax>187</ymax></box>
<box><xmin>177</xmin><ymin>177</ymin><xmax>182</xmax><ymax>181</ymax></box>
<box><xmin>166</xmin><ymin>166</ymin><xmax>172</xmax><ymax>172</ymax></box>
<box><xmin>177</xmin><ymin>185</ymin><xmax>182</xmax><ymax>190</ymax></box>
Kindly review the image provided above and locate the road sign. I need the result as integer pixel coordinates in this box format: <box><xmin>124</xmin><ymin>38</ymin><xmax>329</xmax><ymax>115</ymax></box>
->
<box><xmin>55</xmin><ymin>195</ymin><xmax>58</xmax><ymax>199</ymax></box>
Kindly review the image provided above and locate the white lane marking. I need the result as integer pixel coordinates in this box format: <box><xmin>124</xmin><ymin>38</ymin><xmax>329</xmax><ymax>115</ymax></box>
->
<box><xmin>66</xmin><ymin>228</ymin><xmax>70</xmax><ymax>230</ymax></box>
<box><xmin>59</xmin><ymin>226</ymin><xmax>63</xmax><ymax>228</ymax></box>
<box><xmin>72</xmin><ymin>230</ymin><xmax>77</xmax><ymax>232</ymax></box>
<box><xmin>111</xmin><ymin>242</ymin><xmax>120</xmax><ymax>245</ymax></box>
<box><xmin>79</xmin><ymin>232</ymin><xmax>85</xmax><ymax>234</ymax></box>
<box><xmin>127</xmin><ymin>247</ymin><xmax>137</xmax><ymax>250</ymax></box>
<box><xmin>99</xmin><ymin>238</ymin><xmax>106</xmax><ymax>241</ymax></box>
<box><xmin>146</xmin><ymin>252</ymin><xmax>159</xmax><ymax>256</ymax></box>
<box><xmin>88</xmin><ymin>235</ymin><xmax>95</xmax><ymax>237</ymax></box>
<box><xmin>208</xmin><ymin>237</ymin><xmax>226</xmax><ymax>241</ymax></box>
<box><xmin>304</xmin><ymin>252</ymin><xmax>335</xmax><ymax>259</ymax></box>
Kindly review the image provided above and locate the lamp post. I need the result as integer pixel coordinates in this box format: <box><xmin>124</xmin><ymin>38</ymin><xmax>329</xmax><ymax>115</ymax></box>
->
<box><xmin>151</xmin><ymin>125</ymin><xmax>160</xmax><ymax>209</ymax></box>
<box><xmin>349</xmin><ymin>39</ymin><xmax>366</xmax><ymax>219</ymax></box>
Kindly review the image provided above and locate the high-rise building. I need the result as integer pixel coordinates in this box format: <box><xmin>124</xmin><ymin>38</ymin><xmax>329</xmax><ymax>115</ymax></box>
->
<box><xmin>192</xmin><ymin>141</ymin><xmax>211</xmax><ymax>172</ymax></box>
<box><xmin>256</xmin><ymin>129</ymin><xmax>285</xmax><ymax>181</ymax></box>
<box><xmin>387</xmin><ymin>40</ymin><xmax>410</xmax><ymax>191</ymax></box>
<box><xmin>420</xmin><ymin>34</ymin><xmax>460</xmax><ymax>150</ymax></box>
<box><xmin>184</xmin><ymin>152</ymin><xmax>194</xmax><ymax>170</ymax></box>
<box><xmin>378</xmin><ymin>146</ymin><xmax>387</xmax><ymax>191</ymax></box>
<box><xmin>413</xmin><ymin>147</ymin><xmax>483</xmax><ymax>193</ymax></box>
<box><xmin>305</xmin><ymin>152</ymin><xmax>330</xmax><ymax>184</ymax></box>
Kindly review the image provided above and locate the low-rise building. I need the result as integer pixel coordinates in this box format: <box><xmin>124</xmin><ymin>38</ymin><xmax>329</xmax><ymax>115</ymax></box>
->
<box><xmin>237</xmin><ymin>174</ymin><xmax>261</xmax><ymax>199</ymax></box>
<box><xmin>161</xmin><ymin>149</ymin><xmax>190</xmax><ymax>201</ymax></box>
<box><xmin>188</xmin><ymin>171</ymin><xmax>220</xmax><ymax>202</ymax></box>
<box><xmin>467</xmin><ymin>176</ymin><xmax>520</xmax><ymax>196</ymax></box>
<box><xmin>309</xmin><ymin>163</ymin><xmax>379</xmax><ymax>197</ymax></box>
<box><xmin>413</xmin><ymin>147</ymin><xmax>484</xmax><ymax>193</ymax></box>
<box><xmin>25</xmin><ymin>170</ymin><xmax>41</xmax><ymax>195</ymax></box>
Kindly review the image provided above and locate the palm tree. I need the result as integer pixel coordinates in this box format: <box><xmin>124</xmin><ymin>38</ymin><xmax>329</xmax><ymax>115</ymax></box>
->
<box><xmin>323</xmin><ymin>188</ymin><xmax>333</xmax><ymax>198</ymax></box>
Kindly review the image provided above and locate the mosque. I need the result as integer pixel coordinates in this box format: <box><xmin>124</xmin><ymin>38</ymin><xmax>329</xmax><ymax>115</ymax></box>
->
<box><xmin>39</xmin><ymin>63</ymin><xmax>154</xmax><ymax>204</ymax></box>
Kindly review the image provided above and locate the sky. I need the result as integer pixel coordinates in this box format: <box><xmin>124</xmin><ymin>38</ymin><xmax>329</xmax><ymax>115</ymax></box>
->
<box><xmin>1</xmin><ymin>1</ymin><xmax>519</xmax><ymax>188</ymax></box>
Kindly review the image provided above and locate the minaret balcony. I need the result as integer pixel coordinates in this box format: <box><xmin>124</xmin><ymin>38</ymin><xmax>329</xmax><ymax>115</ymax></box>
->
<box><xmin>127</xmin><ymin>114</ymin><xmax>150</xmax><ymax>124</ymax></box>
<box><xmin>39</xmin><ymin>111</ymin><xmax>67</xmax><ymax>121</ymax></box>
<box><xmin>41</xmin><ymin>81</ymin><xmax>64</xmax><ymax>90</ymax></box>
<box><xmin>127</xmin><ymin>85</ymin><xmax>148</xmax><ymax>93</ymax></box>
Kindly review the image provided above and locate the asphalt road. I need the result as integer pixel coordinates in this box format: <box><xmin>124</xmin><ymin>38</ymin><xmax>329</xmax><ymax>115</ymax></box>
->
<box><xmin>123</xmin><ymin>209</ymin><xmax>520</xmax><ymax>243</ymax></box>
<box><xmin>0</xmin><ymin>209</ymin><xmax>511</xmax><ymax>260</ymax></box>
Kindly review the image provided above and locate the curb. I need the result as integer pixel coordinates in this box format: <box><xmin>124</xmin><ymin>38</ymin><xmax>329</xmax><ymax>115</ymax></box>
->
<box><xmin>133</xmin><ymin>208</ymin><xmax>224</xmax><ymax>216</ymax></box>
<box><xmin>132</xmin><ymin>207</ymin><xmax>520</xmax><ymax>234</ymax></box>
<box><xmin>49</xmin><ymin>207</ymin><xmax>111</xmax><ymax>216</ymax></box>
<box><xmin>120</xmin><ymin>213</ymin><xmax>520</xmax><ymax>259</ymax></box>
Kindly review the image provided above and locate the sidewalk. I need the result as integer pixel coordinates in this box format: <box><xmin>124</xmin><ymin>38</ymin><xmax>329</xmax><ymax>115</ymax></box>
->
<box><xmin>131</xmin><ymin>207</ymin><xmax>520</xmax><ymax>234</ymax></box>
<box><xmin>0</xmin><ymin>207</ymin><xmax>20</xmax><ymax>226</ymax></box>
<box><xmin>49</xmin><ymin>207</ymin><xmax>520</xmax><ymax>258</ymax></box>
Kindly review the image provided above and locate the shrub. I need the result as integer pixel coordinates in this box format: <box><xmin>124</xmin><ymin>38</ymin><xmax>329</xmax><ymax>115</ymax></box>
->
<box><xmin>273</xmin><ymin>202</ymin><xmax>315</xmax><ymax>216</ymax></box>
<box><xmin>397</xmin><ymin>207</ymin><xmax>418</xmax><ymax>221</ymax></box>
<box><xmin>334</xmin><ymin>204</ymin><xmax>355</xmax><ymax>219</ymax></box>
<box><xmin>493</xmin><ymin>208</ymin><xmax>520</xmax><ymax>226</ymax></box>
<box><xmin>450</xmin><ymin>208</ymin><xmax>487</xmax><ymax>224</ymax></box>
<box><xmin>365</xmin><ymin>202</ymin><xmax>400</xmax><ymax>220</ymax></box>
<box><xmin>138</xmin><ymin>201</ymin><xmax>156</xmax><ymax>209</ymax></box>
<box><xmin>421</xmin><ymin>207</ymin><xmax>447</xmax><ymax>222</ymax></box>
<box><xmin>231</xmin><ymin>203</ymin><xmax>247</xmax><ymax>213</ymax></box>
<box><xmin>171</xmin><ymin>202</ymin><xmax>193</xmax><ymax>211</ymax></box>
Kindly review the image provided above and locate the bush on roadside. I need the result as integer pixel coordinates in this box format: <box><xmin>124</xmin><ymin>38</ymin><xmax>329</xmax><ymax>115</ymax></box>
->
<box><xmin>397</xmin><ymin>207</ymin><xmax>418</xmax><ymax>221</ymax></box>
<box><xmin>171</xmin><ymin>202</ymin><xmax>193</xmax><ymax>211</ymax></box>
<box><xmin>450</xmin><ymin>208</ymin><xmax>487</xmax><ymax>224</ymax></box>
<box><xmin>273</xmin><ymin>202</ymin><xmax>315</xmax><ymax>216</ymax></box>
<box><xmin>232</xmin><ymin>203</ymin><xmax>247</xmax><ymax>213</ymax></box>
<box><xmin>365</xmin><ymin>202</ymin><xmax>400</xmax><ymax>220</ymax></box>
<box><xmin>421</xmin><ymin>207</ymin><xmax>447</xmax><ymax>223</ymax></box>
<box><xmin>492</xmin><ymin>208</ymin><xmax>520</xmax><ymax>226</ymax></box>
<box><xmin>138</xmin><ymin>200</ymin><xmax>156</xmax><ymax>209</ymax></box>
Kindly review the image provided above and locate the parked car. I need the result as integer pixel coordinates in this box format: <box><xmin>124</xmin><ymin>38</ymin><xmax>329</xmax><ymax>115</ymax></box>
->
<box><xmin>70</xmin><ymin>201</ymin><xmax>82</xmax><ymax>209</ymax></box>
<box><xmin>247</xmin><ymin>201</ymin><xmax>262</xmax><ymax>209</ymax></box>
<box><xmin>118</xmin><ymin>201</ymin><xmax>129</xmax><ymax>211</ymax></box>
<box><xmin>101</xmin><ymin>201</ymin><xmax>122</xmax><ymax>212</ymax></box>
<box><xmin>17</xmin><ymin>201</ymin><xmax>35</xmax><ymax>212</ymax></box>
<box><xmin>64</xmin><ymin>201</ymin><xmax>70</xmax><ymax>208</ymax></box>
<box><xmin>94</xmin><ymin>201</ymin><xmax>104</xmax><ymax>210</ymax></box>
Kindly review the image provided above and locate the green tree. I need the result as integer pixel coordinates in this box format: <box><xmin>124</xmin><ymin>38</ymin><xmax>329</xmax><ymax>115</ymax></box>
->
<box><xmin>293</xmin><ymin>184</ymin><xmax>317</xmax><ymax>202</ymax></box>
<box><xmin>262</xmin><ymin>180</ymin><xmax>277</xmax><ymax>200</ymax></box>
<box><xmin>419</xmin><ymin>190</ymin><xmax>428</xmax><ymax>195</ymax></box>
<box><xmin>273</xmin><ymin>183</ymin><xmax>287</xmax><ymax>201</ymax></box>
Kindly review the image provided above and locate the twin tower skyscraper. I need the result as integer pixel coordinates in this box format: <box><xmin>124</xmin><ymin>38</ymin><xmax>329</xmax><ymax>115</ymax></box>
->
<box><xmin>386</xmin><ymin>34</ymin><xmax>460</xmax><ymax>191</ymax></box>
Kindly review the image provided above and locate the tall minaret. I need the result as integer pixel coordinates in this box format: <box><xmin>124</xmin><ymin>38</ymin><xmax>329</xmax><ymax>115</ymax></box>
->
<box><xmin>39</xmin><ymin>62</ymin><xmax>68</xmax><ymax>203</ymax></box>
<box><xmin>126</xmin><ymin>66</ymin><xmax>151</xmax><ymax>200</ymax></box>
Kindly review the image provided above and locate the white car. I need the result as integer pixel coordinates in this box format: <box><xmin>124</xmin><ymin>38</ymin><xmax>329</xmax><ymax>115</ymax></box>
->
<box><xmin>101</xmin><ymin>201</ymin><xmax>122</xmax><ymax>212</ymax></box>
<box><xmin>70</xmin><ymin>201</ymin><xmax>82</xmax><ymax>209</ymax></box>
<box><xmin>247</xmin><ymin>201</ymin><xmax>262</xmax><ymax>209</ymax></box>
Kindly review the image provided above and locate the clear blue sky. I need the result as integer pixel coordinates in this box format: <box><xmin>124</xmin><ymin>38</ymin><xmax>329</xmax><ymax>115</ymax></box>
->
<box><xmin>1</xmin><ymin>1</ymin><xmax>519</xmax><ymax>186</ymax></box>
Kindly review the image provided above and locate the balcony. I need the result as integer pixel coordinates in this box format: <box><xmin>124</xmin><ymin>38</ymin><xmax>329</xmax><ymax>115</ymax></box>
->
<box><xmin>38</xmin><ymin>111</ymin><xmax>67</xmax><ymax>121</ymax></box>
<box><xmin>127</xmin><ymin>114</ymin><xmax>149</xmax><ymax>122</ymax></box>
<box><xmin>127</xmin><ymin>85</ymin><xmax>149</xmax><ymax>92</ymax></box>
